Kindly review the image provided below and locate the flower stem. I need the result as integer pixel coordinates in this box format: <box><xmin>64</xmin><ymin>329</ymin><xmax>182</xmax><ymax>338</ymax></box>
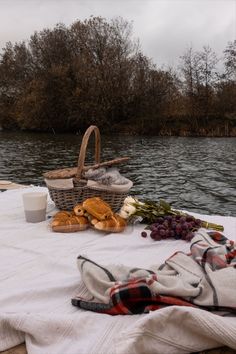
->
<box><xmin>200</xmin><ymin>221</ymin><xmax>224</xmax><ymax>231</ymax></box>
<box><xmin>131</xmin><ymin>201</ymin><xmax>224</xmax><ymax>232</ymax></box>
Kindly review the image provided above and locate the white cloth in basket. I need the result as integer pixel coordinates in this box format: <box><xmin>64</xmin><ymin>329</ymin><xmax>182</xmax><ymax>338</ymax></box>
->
<box><xmin>44</xmin><ymin>178</ymin><xmax>74</xmax><ymax>190</ymax></box>
<box><xmin>45</xmin><ymin>167</ymin><xmax>132</xmax><ymax>192</ymax></box>
<box><xmin>84</xmin><ymin>167</ymin><xmax>130</xmax><ymax>185</ymax></box>
<box><xmin>87</xmin><ymin>179</ymin><xmax>133</xmax><ymax>193</ymax></box>
<box><xmin>85</xmin><ymin>166</ymin><xmax>133</xmax><ymax>192</ymax></box>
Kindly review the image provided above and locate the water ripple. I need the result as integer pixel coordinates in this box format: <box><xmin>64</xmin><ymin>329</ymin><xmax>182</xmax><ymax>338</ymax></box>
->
<box><xmin>0</xmin><ymin>132</ymin><xmax>235</xmax><ymax>216</ymax></box>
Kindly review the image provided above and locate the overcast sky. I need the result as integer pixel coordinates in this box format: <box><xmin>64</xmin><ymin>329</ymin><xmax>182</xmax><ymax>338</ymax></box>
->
<box><xmin>0</xmin><ymin>0</ymin><xmax>235</xmax><ymax>67</ymax></box>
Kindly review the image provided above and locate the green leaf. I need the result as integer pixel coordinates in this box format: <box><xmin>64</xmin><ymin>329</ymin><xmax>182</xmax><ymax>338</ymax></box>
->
<box><xmin>159</xmin><ymin>199</ymin><xmax>171</xmax><ymax>210</ymax></box>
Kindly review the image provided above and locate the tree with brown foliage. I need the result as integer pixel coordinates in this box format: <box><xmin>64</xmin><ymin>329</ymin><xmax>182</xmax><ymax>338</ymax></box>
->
<box><xmin>0</xmin><ymin>17</ymin><xmax>235</xmax><ymax>136</ymax></box>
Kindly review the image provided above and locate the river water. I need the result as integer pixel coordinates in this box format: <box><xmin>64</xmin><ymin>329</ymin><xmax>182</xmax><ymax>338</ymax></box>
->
<box><xmin>0</xmin><ymin>131</ymin><xmax>235</xmax><ymax>216</ymax></box>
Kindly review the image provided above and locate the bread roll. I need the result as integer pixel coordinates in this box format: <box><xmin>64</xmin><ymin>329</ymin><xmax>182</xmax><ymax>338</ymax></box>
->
<box><xmin>73</xmin><ymin>204</ymin><xmax>85</xmax><ymax>216</ymax></box>
<box><xmin>94</xmin><ymin>214</ymin><xmax>126</xmax><ymax>233</ymax></box>
<box><xmin>82</xmin><ymin>197</ymin><xmax>113</xmax><ymax>220</ymax></box>
<box><xmin>53</xmin><ymin>211</ymin><xmax>72</xmax><ymax>220</ymax></box>
<box><xmin>51</xmin><ymin>211</ymin><xmax>89</xmax><ymax>233</ymax></box>
<box><xmin>90</xmin><ymin>217</ymin><xmax>99</xmax><ymax>226</ymax></box>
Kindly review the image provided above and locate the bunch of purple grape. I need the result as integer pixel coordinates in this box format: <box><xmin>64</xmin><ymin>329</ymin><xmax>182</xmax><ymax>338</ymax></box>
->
<box><xmin>141</xmin><ymin>215</ymin><xmax>202</xmax><ymax>241</ymax></box>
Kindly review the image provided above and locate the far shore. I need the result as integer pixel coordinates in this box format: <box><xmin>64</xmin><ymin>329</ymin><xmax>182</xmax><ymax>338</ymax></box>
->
<box><xmin>1</xmin><ymin>120</ymin><xmax>236</xmax><ymax>137</ymax></box>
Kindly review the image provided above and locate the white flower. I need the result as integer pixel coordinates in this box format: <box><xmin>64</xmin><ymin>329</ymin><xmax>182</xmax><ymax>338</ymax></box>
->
<box><xmin>119</xmin><ymin>209</ymin><xmax>130</xmax><ymax>219</ymax></box>
<box><xmin>123</xmin><ymin>196</ymin><xmax>136</xmax><ymax>205</ymax></box>
<box><xmin>119</xmin><ymin>196</ymin><xmax>139</xmax><ymax>219</ymax></box>
<box><xmin>123</xmin><ymin>204</ymin><xmax>136</xmax><ymax>215</ymax></box>
<box><xmin>119</xmin><ymin>204</ymin><xmax>136</xmax><ymax>219</ymax></box>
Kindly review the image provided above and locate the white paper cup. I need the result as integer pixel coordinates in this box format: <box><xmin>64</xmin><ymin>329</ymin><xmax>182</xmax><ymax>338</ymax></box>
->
<box><xmin>22</xmin><ymin>192</ymin><xmax>47</xmax><ymax>223</ymax></box>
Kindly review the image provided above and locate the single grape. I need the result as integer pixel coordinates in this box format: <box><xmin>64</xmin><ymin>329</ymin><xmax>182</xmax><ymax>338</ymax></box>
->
<box><xmin>150</xmin><ymin>229</ymin><xmax>162</xmax><ymax>241</ymax></box>
<box><xmin>156</xmin><ymin>217</ymin><xmax>164</xmax><ymax>224</ymax></box>
<box><xmin>165</xmin><ymin>230</ymin><xmax>171</xmax><ymax>238</ymax></box>
<box><xmin>180</xmin><ymin>216</ymin><xmax>186</xmax><ymax>223</ymax></box>
<box><xmin>175</xmin><ymin>224</ymin><xmax>182</xmax><ymax>234</ymax></box>
<box><xmin>154</xmin><ymin>234</ymin><xmax>162</xmax><ymax>241</ymax></box>
<box><xmin>141</xmin><ymin>231</ymin><xmax>147</xmax><ymax>238</ymax></box>
<box><xmin>159</xmin><ymin>229</ymin><xmax>166</xmax><ymax>237</ymax></box>
<box><xmin>186</xmin><ymin>232</ymin><xmax>194</xmax><ymax>242</ymax></box>
<box><xmin>150</xmin><ymin>231</ymin><xmax>157</xmax><ymax>239</ymax></box>
<box><xmin>157</xmin><ymin>224</ymin><xmax>164</xmax><ymax>230</ymax></box>
<box><xmin>150</xmin><ymin>225</ymin><xmax>158</xmax><ymax>231</ymax></box>
<box><xmin>189</xmin><ymin>221</ymin><xmax>196</xmax><ymax>229</ymax></box>
<box><xmin>163</xmin><ymin>220</ymin><xmax>169</xmax><ymax>228</ymax></box>
<box><xmin>182</xmin><ymin>222</ymin><xmax>188</xmax><ymax>230</ymax></box>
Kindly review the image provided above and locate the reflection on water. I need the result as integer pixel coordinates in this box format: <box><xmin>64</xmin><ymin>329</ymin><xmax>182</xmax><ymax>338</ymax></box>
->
<box><xmin>0</xmin><ymin>131</ymin><xmax>236</xmax><ymax>216</ymax></box>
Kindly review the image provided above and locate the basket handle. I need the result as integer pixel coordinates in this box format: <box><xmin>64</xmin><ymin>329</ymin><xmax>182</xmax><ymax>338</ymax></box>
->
<box><xmin>76</xmin><ymin>125</ymin><xmax>101</xmax><ymax>179</ymax></box>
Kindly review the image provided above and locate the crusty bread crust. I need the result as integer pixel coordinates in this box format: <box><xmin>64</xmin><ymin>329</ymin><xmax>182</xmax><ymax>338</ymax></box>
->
<box><xmin>93</xmin><ymin>213</ymin><xmax>126</xmax><ymax>233</ymax></box>
<box><xmin>51</xmin><ymin>212</ymin><xmax>89</xmax><ymax>233</ymax></box>
<box><xmin>82</xmin><ymin>197</ymin><xmax>113</xmax><ymax>220</ymax></box>
<box><xmin>73</xmin><ymin>204</ymin><xmax>86</xmax><ymax>216</ymax></box>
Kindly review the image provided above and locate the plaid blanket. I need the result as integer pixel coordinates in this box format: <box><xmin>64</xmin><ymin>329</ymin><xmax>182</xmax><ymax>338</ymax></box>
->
<box><xmin>72</xmin><ymin>229</ymin><xmax>236</xmax><ymax>315</ymax></box>
<box><xmin>72</xmin><ymin>266</ymin><xmax>195</xmax><ymax>314</ymax></box>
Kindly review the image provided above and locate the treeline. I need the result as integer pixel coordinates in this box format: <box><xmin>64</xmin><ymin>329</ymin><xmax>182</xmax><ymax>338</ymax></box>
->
<box><xmin>0</xmin><ymin>17</ymin><xmax>235</xmax><ymax>136</ymax></box>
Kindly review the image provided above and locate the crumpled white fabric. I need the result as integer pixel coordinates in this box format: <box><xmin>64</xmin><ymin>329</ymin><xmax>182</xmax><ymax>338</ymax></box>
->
<box><xmin>115</xmin><ymin>306</ymin><xmax>236</xmax><ymax>354</ymax></box>
<box><xmin>84</xmin><ymin>167</ymin><xmax>130</xmax><ymax>185</ymax></box>
<box><xmin>76</xmin><ymin>229</ymin><xmax>236</xmax><ymax>309</ymax></box>
<box><xmin>0</xmin><ymin>187</ymin><xmax>236</xmax><ymax>354</ymax></box>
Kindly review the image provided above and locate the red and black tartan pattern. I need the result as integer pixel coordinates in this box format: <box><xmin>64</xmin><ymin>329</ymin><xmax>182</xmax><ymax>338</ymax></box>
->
<box><xmin>191</xmin><ymin>231</ymin><xmax>236</xmax><ymax>270</ymax></box>
<box><xmin>72</xmin><ymin>275</ymin><xmax>194</xmax><ymax>315</ymax></box>
<box><xmin>208</xmin><ymin>232</ymin><xmax>236</xmax><ymax>265</ymax></box>
<box><xmin>72</xmin><ymin>231</ymin><xmax>236</xmax><ymax>315</ymax></box>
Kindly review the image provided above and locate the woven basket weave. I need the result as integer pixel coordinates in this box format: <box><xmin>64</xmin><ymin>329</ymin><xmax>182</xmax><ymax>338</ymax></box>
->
<box><xmin>43</xmin><ymin>125</ymin><xmax>132</xmax><ymax>211</ymax></box>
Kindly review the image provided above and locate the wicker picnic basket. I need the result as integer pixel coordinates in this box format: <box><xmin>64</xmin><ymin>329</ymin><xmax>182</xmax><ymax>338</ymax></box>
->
<box><xmin>43</xmin><ymin>125</ymin><xmax>132</xmax><ymax>211</ymax></box>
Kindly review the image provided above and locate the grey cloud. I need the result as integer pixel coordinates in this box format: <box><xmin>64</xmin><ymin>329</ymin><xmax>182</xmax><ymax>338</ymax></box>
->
<box><xmin>0</xmin><ymin>0</ymin><xmax>235</xmax><ymax>67</ymax></box>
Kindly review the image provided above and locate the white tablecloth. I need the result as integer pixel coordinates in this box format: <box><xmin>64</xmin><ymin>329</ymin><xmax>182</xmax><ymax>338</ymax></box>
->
<box><xmin>0</xmin><ymin>187</ymin><xmax>235</xmax><ymax>354</ymax></box>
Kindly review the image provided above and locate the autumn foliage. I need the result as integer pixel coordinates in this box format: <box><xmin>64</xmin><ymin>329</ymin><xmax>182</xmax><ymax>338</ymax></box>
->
<box><xmin>0</xmin><ymin>17</ymin><xmax>235</xmax><ymax>136</ymax></box>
